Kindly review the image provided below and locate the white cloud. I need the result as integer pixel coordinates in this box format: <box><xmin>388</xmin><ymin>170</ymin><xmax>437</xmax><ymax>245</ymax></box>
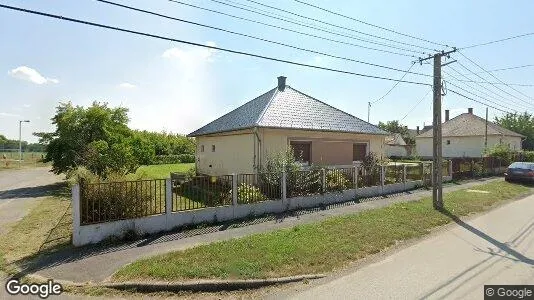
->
<box><xmin>23</xmin><ymin>104</ymin><xmax>31</xmax><ymax>108</ymax></box>
<box><xmin>0</xmin><ymin>112</ymin><xmax>21</xmax><ymax>117</ymax></box>
<box><xmin>162</xmin><ymin>41</ymin><xmax>217</xmax><ymax>65</ymax></box>
<box><xmin>8</xmin><ymin>66</ymin><xmax>59</xmax><ymax>85</ymax></box>
<box><xmin>118</xmin><ymin>82</ymin><xmax>136</xmax><ymax>89</ymax></box>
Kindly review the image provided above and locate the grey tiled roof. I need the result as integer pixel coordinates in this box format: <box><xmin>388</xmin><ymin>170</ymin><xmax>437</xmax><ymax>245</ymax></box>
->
<box><xmin>416</xmin><ymin>113</ymin><xmax>524</xmax><ymax>138</ymax></box>
<box><xmin>188</xmin><ymin>86</ymin><xmax>388</xmax><ymax>137</ymax></box>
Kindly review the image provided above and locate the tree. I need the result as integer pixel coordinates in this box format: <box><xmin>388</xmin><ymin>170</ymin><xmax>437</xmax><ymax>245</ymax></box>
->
<box><xmin>378</xmin><ymin>120</ymin><xmax>415</xmax><ymax>145</ymax></box>
<box><xmin>494</xmin><ymin>112</ymin><xmax>534</xmax><ymax>150</ymax></box>
<box><xmin>37</xmin><ymin>102</ymin><xmax>138</xmax><ymax>177</ymax></box>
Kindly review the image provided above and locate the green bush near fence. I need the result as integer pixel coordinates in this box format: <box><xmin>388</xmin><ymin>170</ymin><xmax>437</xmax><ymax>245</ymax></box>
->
<box><xmin>325</xmin><ymin>169</ymin><xmax>351</xmax><ymax>191</ymax></box>
<box><xmin>237</xmin><ymin>183</ymin><xmax>267</xmax><ymax>203</ymax></box>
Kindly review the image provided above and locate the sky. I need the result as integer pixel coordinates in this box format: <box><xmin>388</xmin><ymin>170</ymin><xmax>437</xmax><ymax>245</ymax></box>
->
<box><xmin>1</xmin><ymin>0</ymin><xmax>533</xmax><ymax>143</ymax></box>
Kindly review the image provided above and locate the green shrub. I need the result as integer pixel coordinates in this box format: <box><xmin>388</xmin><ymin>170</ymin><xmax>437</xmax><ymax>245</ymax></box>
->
<box><xmin>237</xmin><ymin>183</ymin><xmax>267</xmax><ymax>203</ymax></box>
<box><xmin>522</xmin><ymin>151</ymin><xmax>534</xmax><ymax>162</ymax></box>
<box><xmin>325</xmin><ymin>169</ymin><xmax>351</xmax><ymax>191</ymax></box>
<box><xmin>484</xmin><ymin>144</ymin><xmax>515</xmax><ymax>165</ymax></box>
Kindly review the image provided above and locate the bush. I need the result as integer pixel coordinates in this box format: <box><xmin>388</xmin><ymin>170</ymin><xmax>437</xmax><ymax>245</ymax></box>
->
<box><xmin>237</xmin><ymin>183</ymin><xmax>267</xmax><ymax>203</ymax></box>
<box><xmin>484</xmin><ymin>144</ymin><xmax>515</xmax><ymax>165</ymax></box>
<box><xmin>325</xmin><ymin>169</ymin><xmax>351</xmax><ymax>191</ymax></box>
<box><xmin>522</xmin><ymin>151</ymin><xmax>534</xmax><ymax>162</ymax></box>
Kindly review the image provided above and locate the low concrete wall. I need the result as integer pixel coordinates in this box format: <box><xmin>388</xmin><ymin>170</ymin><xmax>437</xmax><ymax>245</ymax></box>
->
<box><xmin>73</xmin><ymin>175</ymin><xmax>453</xmax><ymax>247</ymax></box>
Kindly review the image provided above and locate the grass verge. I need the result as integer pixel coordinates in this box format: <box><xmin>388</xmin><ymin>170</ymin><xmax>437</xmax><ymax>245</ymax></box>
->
<box><xmin>0</xmin><ymin>189</ymin><xmax>72</xmax><ymax>273</ymax></box>
<box><xmin>113</xmin><ymin>180</ymin><xmax>530</xmax><ymax>281</ymax></box>
<box><xmin>136</xmin><ymin>163</ymin><xmax>195</xmax><ymax>179</ymax></box>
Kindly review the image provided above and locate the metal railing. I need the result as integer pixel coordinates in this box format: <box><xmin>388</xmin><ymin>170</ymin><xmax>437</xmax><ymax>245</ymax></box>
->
<box><xmin>237</xmin><ymin>173</ymin><xmax>281</xmax><ymax>204</ymax></box>
<box><xmin>359</xmin><ymin>167</ymin><xmax>381</xmax><ymax>187</ymax></box>
<box><xmin>287</xmin><ymin>169</ymin><xmax>322</xmax><ymax>198</ymax></box>
<box><xmin>324</xmin><ymin>167</ymin><xmax>356</xmax><ymax>192</ymax></box>
<box><xmin>172</xmin><ymin>175</ymin><xmax>232</xmax><ymax>211</ymax></box>
<box><xmin>80</xmin><ymin>179</ymin><xmax>166</xmax><ymax>225</ymax></box>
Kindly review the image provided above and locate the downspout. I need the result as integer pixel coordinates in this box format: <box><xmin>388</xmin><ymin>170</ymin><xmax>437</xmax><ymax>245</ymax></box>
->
<box><xmin>253</xmin><ymin>127</ymin><xmax>262</xmax><ymax>172</ymax></box>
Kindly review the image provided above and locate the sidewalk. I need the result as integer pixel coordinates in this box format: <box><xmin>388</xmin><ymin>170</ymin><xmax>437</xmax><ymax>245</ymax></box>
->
<box><xmin>19</xmin><ymin>178</ymin><xmax>501</xmax><ymax>283</ymax></box>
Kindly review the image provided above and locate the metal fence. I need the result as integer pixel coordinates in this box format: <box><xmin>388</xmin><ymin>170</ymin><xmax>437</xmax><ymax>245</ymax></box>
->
<box><xmin>236</xmin><ymin>173</ymin><xmax>281</xmax><ymax>204</ymax></box>
<box><xmin>172</xmin><ymin>175</ymin><xmax>232</xmax><ymax>211</ymax></box>
<box><xmin>324</xmin><ymin>167</ymin><xmax>356</xmax><ymax>192</ymax></box>
<box><xmin>359</xmin><ymin>167</ymin><xmax>381</xmax><ymax>187</ymax></box>
<box><xmin>80</xmin><ymin>179</ymin><xmax>166</xmax><ymax>225</ymax></box>
<box><xmin>287</xmin><ymin>169</ymin><xmax>323</xmax><ymax>198</ymax></box>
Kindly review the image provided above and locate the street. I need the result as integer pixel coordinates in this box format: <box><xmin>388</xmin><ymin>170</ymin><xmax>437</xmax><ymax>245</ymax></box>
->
<box><xmin>0</xmin><ymin>167</ymin><xmax>63</xmax><ymax>234</ymax></box>
<box><xmin>273</xmin><ymin>192</ymin><xmax>534</xmax><ymax>300</ymax></box>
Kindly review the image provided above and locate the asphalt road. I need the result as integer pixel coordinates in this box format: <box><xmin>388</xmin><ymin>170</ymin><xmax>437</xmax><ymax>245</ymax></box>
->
<box><xmin>276</xmin><ymin>193</ymin><xmax>534</xmax><ymax>300</ymax></box>
<box><xmin>0</xmin><ymin>167</ymin><xmax>63</xmax><ymax>234</ymax></box>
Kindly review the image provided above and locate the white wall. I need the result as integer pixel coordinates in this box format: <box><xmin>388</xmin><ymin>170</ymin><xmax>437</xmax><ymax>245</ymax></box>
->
<box><xmin>416</xmin><ymin>135</ymin><xmax>522</xmax><ymax>158</ymax></box>
<box><xmin>385</xmin><ymin>145</ymin><xmax>407</xmax><ymax>157</ymax></box>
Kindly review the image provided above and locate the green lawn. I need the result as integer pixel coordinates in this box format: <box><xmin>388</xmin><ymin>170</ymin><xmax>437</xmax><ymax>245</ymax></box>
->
<box><xmin>113</xmin><ymin>180</ymin><xmax>531</xmax><ymax>281</ymax></box>
<box><xmin>136</xmin><ymin>163</ymin><xmax>195</xmax><ymax>179</ymax></box>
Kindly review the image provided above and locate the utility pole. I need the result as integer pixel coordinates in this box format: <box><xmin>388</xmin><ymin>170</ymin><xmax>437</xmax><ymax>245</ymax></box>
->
<box><xmin>367</xmin><ymin>102</ymin><xmax>371</xmax><ymax>123</ymax></box>
<box><xmin>485</xmin><ymin>107</ymin><xmax>488</xmax><ymax>149</ymax></box>
<box><xmin>418</xmin><ymin>49</ymin><xmax>456</xmax><ymax>210</ymax></box>
<box><xmin>18</xmin><ymin>120</ymin><xmax>30</xmax><ymax>168</ymax></box>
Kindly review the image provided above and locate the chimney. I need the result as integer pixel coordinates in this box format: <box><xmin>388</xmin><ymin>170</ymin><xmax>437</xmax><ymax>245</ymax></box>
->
<box><xmin>468</xmin><ymin>107</ymin><xmax>473</xmax><ymax>114</ymax></box>
<box><xmin>417</xmin><ymin>126</ymin><xmax>420</xmax><ymax>135</ymax></box>
<box><xmin>445</xmin><ymin>109</ymin><xmax>450</xmax><ymax>122</ymax></box>
<box><xmin>277</xmin><ymin>76</ymin><xmax>286</xmax><ymax>91</ymax></box>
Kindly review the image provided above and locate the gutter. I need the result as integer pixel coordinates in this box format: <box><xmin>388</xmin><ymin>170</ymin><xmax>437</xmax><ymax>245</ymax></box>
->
<box><xmin>253</xmin><ymin>127</ymin><xmax>262</xmax><ymax>171</ymax></box>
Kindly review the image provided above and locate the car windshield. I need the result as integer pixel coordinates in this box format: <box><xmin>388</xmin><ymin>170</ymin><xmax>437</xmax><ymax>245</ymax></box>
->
<box><xmin>509</xmin><ymin>162</ymin><xmax>534</xmax><ymax>169</ymax></box>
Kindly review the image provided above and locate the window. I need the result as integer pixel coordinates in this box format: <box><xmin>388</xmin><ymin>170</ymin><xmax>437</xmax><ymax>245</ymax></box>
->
<box><xmin>290</xmin><ymin>141</ymin><xmax>311</xmax><ymax>164</ymax></box>
<box><xmin>446</xmin><ymin>140</ymin><xmax>451</xmax><ymax>145</ymax></box>
<box><xmin>212</xmin><ymin>145</ymin><xmax>216</xmax><ymax>152</ymax></box>
<box><xmin>353</xmin><ymin>143</ymin><xmax>367</xmax><ymax>161</ymax></box>
<box><xmin>201</xmin><ymin>145</ymin><xmax>204</xmax><ymax>152</ymax></box>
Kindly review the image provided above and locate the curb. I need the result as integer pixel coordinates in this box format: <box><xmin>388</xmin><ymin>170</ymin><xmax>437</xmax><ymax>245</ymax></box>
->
<box><xmin>101</xmin><ymin>274</ymin><xmax>326</xmax><ymax>292</ymax></box>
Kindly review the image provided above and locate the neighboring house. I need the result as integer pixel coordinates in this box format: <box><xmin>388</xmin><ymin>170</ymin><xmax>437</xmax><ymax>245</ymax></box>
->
<box><xmin>188</xmin><ymin>76</ymin><xmax>388</xmax><ymax>176</ymax></box>
<box><xmin>385</xmin><ymin>133</ymin><xmax>414</xmax><ymax>157</ymax></box>
<box><xmin>415</xmin><ymin>108</ymin><xmax>524</xmax><ymax>158</ymax></box>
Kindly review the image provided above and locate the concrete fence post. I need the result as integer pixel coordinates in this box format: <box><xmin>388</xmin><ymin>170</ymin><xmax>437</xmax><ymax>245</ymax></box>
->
<box><xmin>281</xmin><ymin>171</ymin><xmax>287</xmax><ymax>201</ymax></box>
<box><xmin>321</xmin><ymin>168</ymin><xmax>326</xmax><ymax>194</ymax></box>
<box><xmin>165</xmin><ymin>178</ymin><xmax>172</xmax><ymax>215</ymax></box>
<box><xmin>430</xmin><ymin>162</ymin><xmax>434</xmax><ymax>186</ymax></box>
<box><xmin>232</xmin><ymin>173</ymin><xmax>238</xmax><ymax>206</ymax></box>
<box><xmin>72</xmin><ymin>184</ymin><xmax>81</xmax><ymax>247</ymax></box>
<box><xmin>403</xmin><ymin>164</ymin><xmax>407</xmax><ymax>183</ymax></box>
<box><xmin>448</xmin><ymin>160</ymin><xmax>453</xmax><ymax>178</ymax></box>
<box><xmin>353</xmin><ymin>165</ymin><xmax>358</xmax><ymax>189</ymax></box>
<box><xmin>380</xmin><ymin>165</ymin><xmax>385</xmax><ymax>187</ymax></box>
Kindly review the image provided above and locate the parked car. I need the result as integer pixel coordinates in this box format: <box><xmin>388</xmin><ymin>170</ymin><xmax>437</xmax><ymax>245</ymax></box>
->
<box><xmin>504</xmin><ymin>162</ymin><xmax>534</xmax><ymax>182</ymax></box>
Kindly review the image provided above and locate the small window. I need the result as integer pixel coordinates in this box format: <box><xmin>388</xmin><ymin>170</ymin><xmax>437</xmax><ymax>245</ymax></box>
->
<box><xmin>201</xmin><ymin>145</ymin><xmax>204</xmax><ymax>152</ymax></box>
<box><xmin>290</xmin><ymin>141</ymin><xmax>311</xmax><ymax>164</ymax></box>
<box><xmin>212</xmin><ymin>145</ymin><xmax>216</xmax><ymax>152</ymax></box>
<box><xmin>353</xmin><ymin>143</ymin><xmax>367</xmax><ymax>161</ymax></box>
<box><xmin>446</xmin><ymin>140</ymin><xmax>451</xmax><ymax>145</ymax></box>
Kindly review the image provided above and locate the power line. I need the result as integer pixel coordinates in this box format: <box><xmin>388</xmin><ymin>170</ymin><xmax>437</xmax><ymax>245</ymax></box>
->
<box><xmin>167</xmin><ymin>0</ymin><xmax>416</xmax><ymax>58</ymax></box>
<box><xmin>444</xmin><ymin>65</ymin><xmax>533</xmax><ymax>110</ymax></box>
<box><xmin>464</xmin><ymin>64</ymin><xmax>534</xmax><ymax>74</ymax></box>
<box><xmin>443</xmin><ymin>70</ymin><xmax>526</xmax><ymax>112</ymax></box>
<box><xmin>292</xmin><ymin>0</ymin><xmax>449</xmax><ymax>48</ymax></box>
<box><xmin>372</xmin><ymin>63</ymin><xmax>416</xmax><ymax>105</ymax></box>
<box><xmin>0</xmin><ymin>4</ymin><xmax>432</xmax><ymax>86</ymax></box>
<box><xmin>400</xmin><ymin>88</ymin><xmax>432</xmax><ymax>121</ymax></box>
<box><xmin>461</xmin><ymin>32</ymin><xmax>534</xmax><ymax>50</ymax></box>
<box><xmin>457</xmin><ymin>52</ymin><xmax>534</xmax><ymax>106</ymax></box>
<box><xmin>96</xmin><ymin>0</ymin><xmax>432</xmax><ymax>78</ymax></box>
<box><xmin>237</xmin><ymin>0</ymin><xmax>435</xmax><ymax>52</ymax></box>
<box><xmin>446</xmin><ymin>81</ymin><xmax>516</xmax><ymax>113</ymax></box>
<box><xmin>448</xmin><ymin>88</ymin><xmax>512</xmax><ymax>114</ymax></box>
<box><xmin>452</xmin><ymin>80</ymin><xmax>534</xmax><ymax>87</ymax></box>
<box><xmin>204</xmin><ymin>0</ymin><xmax>425</xmax><ymax>56</ymax></box>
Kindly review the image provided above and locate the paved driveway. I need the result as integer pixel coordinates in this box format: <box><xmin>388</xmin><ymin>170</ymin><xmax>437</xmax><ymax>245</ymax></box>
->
<box><xmin>0</xmin><ymin>167</ymin><xmax>63</xmax><ymax>234</ymax></box>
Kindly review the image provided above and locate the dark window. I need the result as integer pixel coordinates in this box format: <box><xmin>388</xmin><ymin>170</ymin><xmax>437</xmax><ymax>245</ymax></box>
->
<box><xmin>201</xmin><ymin>145</ymin><xmax>204</xmax><ymax>152</ymax></box>
<box><xmin>290</xmin><ymin>141</ymin><xmax>311</xmax><ymax>163</ymax></box>
<box><xmin>353</xmin><ymin>144</ymin><xmax>367</xmax><ymax>161</ymax></box>
<box><xmin>446</xmin><ymin>140</ymin><xmax>451</xmax><ymax>145</ymax></box>
<box><xmin>212</xmin><ymin>145</ymin><xmax>216</xmax><ymax>152</ymax></box>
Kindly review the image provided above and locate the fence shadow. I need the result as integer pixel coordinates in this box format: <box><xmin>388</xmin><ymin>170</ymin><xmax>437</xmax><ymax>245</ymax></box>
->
<box><xmin>438</xmin><ymin>208</ymin><xmax>534</xmax><ymax>265</ymax></box>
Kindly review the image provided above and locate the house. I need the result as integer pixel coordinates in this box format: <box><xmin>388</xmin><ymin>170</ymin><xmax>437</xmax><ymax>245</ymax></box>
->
<box><xmin>385</xmin><ymin>133</ymin><xmax>414</xmax><ymax>157</ymax></box>
<box><xmin>415</xmin><ymin>108</ymin><xmax>524</xmax><ymax>158</ymax></box>
<box><xmin>188</xmin><ymin>76</ymin><xmax>388</xmax><ymax>176</ymax></box>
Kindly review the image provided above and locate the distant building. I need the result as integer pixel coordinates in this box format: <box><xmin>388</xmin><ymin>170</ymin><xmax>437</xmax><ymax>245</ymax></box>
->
<box><xmin>415</xmin><ymin>108</ymin><xmax>524</xmax><ymax>158</ymax></box>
